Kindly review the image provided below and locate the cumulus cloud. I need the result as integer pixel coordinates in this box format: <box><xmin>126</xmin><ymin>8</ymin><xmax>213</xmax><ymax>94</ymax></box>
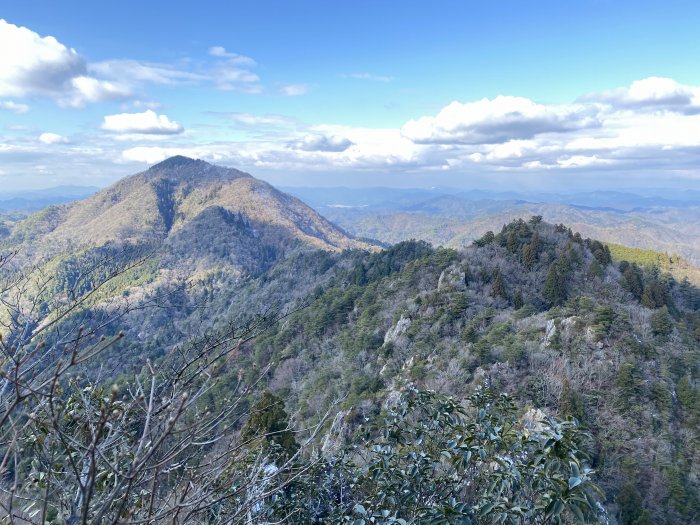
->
<box><xmin>39</xmin><ymin>132</ymin><xmax>69</xmax><ymax>144</ymax></box>
<box><xmin>584</xmin><ymin>76</ymin><xmax>700</xmax><ymax>113</ymax></box>
<box><xmin>0</xmin><ymin>19</ymin><xmax>130</xmax><ymax>107</ymax></box>
<box><xmin>0</xmin><ymin>100</ymin><xmax>29</xmax><ymax>113</ymax></box>
<box><xmin>402</xmin><ymin>96</ymin><xmax>599</xmax><ymax>145</ymax></box>
<box><xmin>101</xmin><ymin>110</ymin><xmax>184</xmax><ymax>135</ymax></box>
<box><xmin>7</xmin><ymin>72</ymin><xmax>700</xmax><ymax>183</ymax></box>
<box><xmin>280</xmin><ymin>84</ymin><xmax>308</xmax><ymax>96</ymax></box>
<box><xmin>289</xmin><ymin>134</ymin><xmax>354</xmax><ymax>152</ymax></box>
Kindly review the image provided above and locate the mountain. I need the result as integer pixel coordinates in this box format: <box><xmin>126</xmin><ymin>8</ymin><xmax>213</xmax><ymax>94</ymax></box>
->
<box><xmin>8</xmin><ymin>156</ymin><xmax>371</xmax><ymax>255</ymax></box>
<box><xmin>2</xmin><ymin>171</ymin><xmax>699</xmax><ymax>521</ymax></box>
<box><xmin>0</xmin><ymin>157</ymin><xmax>376</xmax><ymax>361</ymax></box>
<box><xmin>288</xmin><ymin>187</ymin><xmax>700</xmax><ymax>265</ymax></box>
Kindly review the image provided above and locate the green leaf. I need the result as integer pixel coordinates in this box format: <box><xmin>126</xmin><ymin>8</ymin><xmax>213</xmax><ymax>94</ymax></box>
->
<box><xmin>568</xmin><ymin>476</ymin><xmax>583</xmax><ymax>490</ymax></box>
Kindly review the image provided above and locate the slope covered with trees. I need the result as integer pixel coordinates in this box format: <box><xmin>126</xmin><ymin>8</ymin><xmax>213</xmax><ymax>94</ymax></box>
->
<box><xmin>0</xmin><ymin>161</ymin><xmax>698</xmax><ymax>523</ymax></box>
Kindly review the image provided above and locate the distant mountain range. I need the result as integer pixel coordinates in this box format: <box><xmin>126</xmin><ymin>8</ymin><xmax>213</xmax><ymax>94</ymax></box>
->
<box><xmin>0</xmin><ymin>185</ymin><xmax>99</xmax><ymax>212</ymax></box>
<box><xmin>284</xmin><ymin>186</ymin><xmax>700</xmax><ymax>264</ymax></box>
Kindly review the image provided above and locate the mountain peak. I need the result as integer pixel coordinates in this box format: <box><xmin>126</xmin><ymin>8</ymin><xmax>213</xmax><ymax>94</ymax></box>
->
<box><xmin>149</xmin><ymin>155</ymin><xmax>203</xmax><ymax>171</ymax></box>
<box><xmin>143</xmin><ymin>156</ymin><xmax>252</xmax><ymax>183</ymax></box>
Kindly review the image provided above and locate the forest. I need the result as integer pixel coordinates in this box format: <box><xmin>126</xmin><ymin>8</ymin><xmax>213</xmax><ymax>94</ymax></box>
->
<box><xmin>0</xmin><ymin>212</ymin><xmax>698</xmax><ymax>523</ymax></box>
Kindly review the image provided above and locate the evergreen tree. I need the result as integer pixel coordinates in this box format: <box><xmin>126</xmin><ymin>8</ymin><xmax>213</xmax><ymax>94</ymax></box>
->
<box><xmin>622</xmin><ymin>265</ymin><xmax>644</xmax><ymax>300</ymax></box>
<box><xmin>522</xmin><ymin>230</ymin><xmax>540</xmax><ymax>268</ymax></box>
<box><xmin>650</xmin><ymin>306</ymin><xmax>673</xmax><ymax>337</ymax></box>
<box><xmin>560</xmin><ymin>378</ymin><xmax>585</xmax><ymax>421</ymax></box>
<box><xmin>241</xmin><ymin>391</ymin><xmax>299</xmax><ymax>457</ymax></box>
<box><xmin>491</xmin><ymin>269</ymin><xmax>506</xmax><ymax>299</ymax></box>
<box><xmin>506</xmin><ymin>230</ymin><xmax>518</xmax><ymax>254</ymax></box>
<box><xmin>512</xmin><ymin>289</ymin><xmax>524</xmax><ymax>309</ymax></box>
<box><xmin>588</xmin><ymin>258</ymin><xmax>603</xmax><ymax>279</ymax></box>
<box><xmin>616</xmin><ymin>482</ymin><xmax>643</xmax><ymax>525</ymax></box>
<box><xmin>676</xmin><ymin>376</ymin><xmax>695</xmax><ymax>409</ymax></box>
<box><xmin>543</xmin><ymin>259</ymin><xmax>568</xmax><ymax>305</ymax></box>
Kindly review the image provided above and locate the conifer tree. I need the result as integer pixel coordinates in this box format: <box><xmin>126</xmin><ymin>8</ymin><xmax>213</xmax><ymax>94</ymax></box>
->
<box><xmin>512</xmin><ymin>289</ymin><xmax>524</xmax><ymax>309</ymax></box>
<box><xmin>650</xmin><ymin>306</ymin><xmax>673</xmax><ymax>337</ymax></box>
<box><xmin>491</xmin><ymin>269</ymin><xmax>506</xmax><ymax>299</ymax></box>
<box><xmin>241</xmin><ymin>391</ymin><xmax>299</xmax><ymax>457</ymax></box>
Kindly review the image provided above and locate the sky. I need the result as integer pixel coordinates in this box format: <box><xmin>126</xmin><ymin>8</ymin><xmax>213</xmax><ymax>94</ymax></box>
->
<box><xmin>2</xmin><ymin>0</ymin><xmax>700</xmax><ymax>191</ymax></box>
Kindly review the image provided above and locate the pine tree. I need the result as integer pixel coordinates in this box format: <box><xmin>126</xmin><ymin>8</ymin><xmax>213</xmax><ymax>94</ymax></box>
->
<box><xmin>543</xmin><ymin>262</ymin><xmax>567</xmax><ymax>305</ymax></box>
<box><xmin>491</xmin><ymin>269</ymin><xmax>506</xmax><ymax>299</ymax></box>
<box><xmin>650</xmin><ymin>306</ymin><xmax>673</xmax><ymax>337</ymax></box>
<box><xmin>506</xmin><ymin>231</ymin><xmax>518</xmax><ymax>254</ymax></box>
<box><xmin>241</xmin><ymin>391</ymin><xmax>299</xmax><ymax>457</ymax></box>
<box><xmin>588</xmin><ymin>258</ymin><xmax>603</xmax><ymax>279</ymax></box>
<box><xmin>512</xmin><ymin>289</ymin><xmax>524</xmax><ymax>309</ymax></box>
<box><xmin>560</xmin><ymin>378</ymin><xmax>585</xmax><ymax>421</ymax></box>
<box><xmin>616</xmin><ymin>482</ymin><xmax>643</xmax><ymax>525</ymax></box>
<box><xmin>522</xmin><ymin>230</ymin><xmax>540</xmax><ymax>269</ymax></box>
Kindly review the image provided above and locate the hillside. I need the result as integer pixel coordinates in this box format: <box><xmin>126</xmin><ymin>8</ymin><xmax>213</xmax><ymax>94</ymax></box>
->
<box><xmin>0</xmin><ymin>175</ymin><xmax>698</xmax><ymax>522</ymax></box>
<box><xmin>22</xmin><ymin>215</ymin><xmax>693</xmax><ymax>523</ymax></box>
<box><xmin>236</xmin><ymin>219</ymin><xmax>700</xmax><ymax>524</ymax></box>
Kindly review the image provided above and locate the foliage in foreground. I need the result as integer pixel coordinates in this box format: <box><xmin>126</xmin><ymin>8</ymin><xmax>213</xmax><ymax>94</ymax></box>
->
<box><xmin>270</xmin><ymin>387</ymin><xmax>602</xmax><ymax>524</ymax></box>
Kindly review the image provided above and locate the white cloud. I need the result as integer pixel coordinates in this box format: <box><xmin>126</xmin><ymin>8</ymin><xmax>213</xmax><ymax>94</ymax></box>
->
<box><xmin>222</xmin><ymin>112</ymin><xmax>297</xmax><ymax>126</ymax></box>
<box><xmin>208</xmin><ymin>46</ymin><xmax>257</xmax><ymax>66</ymax></box>
<box><xmin>90</xmin><ymin>59</ymin><xmax>205</xmax><ymax>86</ymax></box>
<box><xmin>122</xmin><ymin>146</ymin><xmax>175</xmax><ymax>164</ymax></box>
<box><xmin>39</xmin><ymin>132</ymin><xmax>69</xmax><ymax>144</ymax></box>
<box><xmin>101</xmin><ymin>110</ymin><xmax>184</xmax><ymax>135</ymax></box>
<box><xmin>0</xmin><ymin>100</ymin><xmax>29</xmax><ymax>113</ymax></box>
<box><xmin>280</xmin><ymin>84</ymin><xmax>308</xmax><ymax>96</ymax></box>
<box><xmin>6</xmin><ymin>73</ymin><xmax>700</xmax><ymax>183</ymax></box>
<box><xmin>584</xmin><ymin>76</ymin><xmax>700</xmax><ymax>113</ymax></box>
<box><xmin>0</xmin><ymin>19</ymin><xmax>130</xmax><ymax>107</ymax></box>
<box><xmin>343</xmin><ymin>73</ymin><xmax>394</xmax><ymax>82</ymax></box>
<box><xmin>205</xmin><ymin>47</ymin><xmax>261</xmax><ymax>92</ymax></box>
<box><xmin>401</xmin><ymin>96</ymin><xmax>599</xmax><ymax>145</ymax></box>
<box><xmin>289</xmin><ymin>134</ymin><xmax>354</xmax><ymax>152</ymax></box>
<box><xmin>64</xmin><ymin>76</ymin><xmax>131</xmax><ymax>107</ymax></box>
<box><xmin>213</xmin><ymin>67</ymin><xmax>261</xmax><ymax>92</ymax></box>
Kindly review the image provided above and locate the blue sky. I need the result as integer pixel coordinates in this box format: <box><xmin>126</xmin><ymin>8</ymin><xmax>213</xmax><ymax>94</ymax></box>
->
<box><xmin>2</xmin><ymin>0</ymin><xmax>700</xmax><ymax>190</ymax></box>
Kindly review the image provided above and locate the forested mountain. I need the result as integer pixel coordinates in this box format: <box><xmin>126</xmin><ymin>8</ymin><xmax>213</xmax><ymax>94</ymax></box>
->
<box><xmin>0</xmin><ymin>161</ymin><xmax>698</xmax><ymax>523</ymax></box>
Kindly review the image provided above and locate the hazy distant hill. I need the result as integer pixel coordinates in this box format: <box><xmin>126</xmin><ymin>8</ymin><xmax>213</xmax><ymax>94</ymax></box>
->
<box><xmin>0</xmin><ymin>185</ymin><xmax>98</xmax><ymax>212</ymax></box>
<box><xmin>286</xmin><ymin>187</ymin><xmax>700</xmax><ymax>264</ymax></box>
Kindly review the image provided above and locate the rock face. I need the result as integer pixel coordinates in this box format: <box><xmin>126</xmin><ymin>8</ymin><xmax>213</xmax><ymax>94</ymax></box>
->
<box><xmin>437</xmin><ymin>265</ymin><xmax>467</xmax><ymax>291</ymax></box>
<box><xmin>521</xmin><ymin>408</ymin><xmax>548</xmax><ymax>432</ymax></box>
<box><xmin>544</xmin><ymin>319</ymin><xmax>557</xmax><ymax>347</ymax></box>
<box><xmin>384</xmin><ymin>314</ymin><xmax>411</xmax><ymax>344</ymax></box>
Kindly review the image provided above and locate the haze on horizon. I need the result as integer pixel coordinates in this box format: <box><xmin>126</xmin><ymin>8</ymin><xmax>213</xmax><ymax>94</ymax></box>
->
<box><xmin>1</xmin><ymin>0</ymin><xmax>700</xmax><ymax>193</ymax></box>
